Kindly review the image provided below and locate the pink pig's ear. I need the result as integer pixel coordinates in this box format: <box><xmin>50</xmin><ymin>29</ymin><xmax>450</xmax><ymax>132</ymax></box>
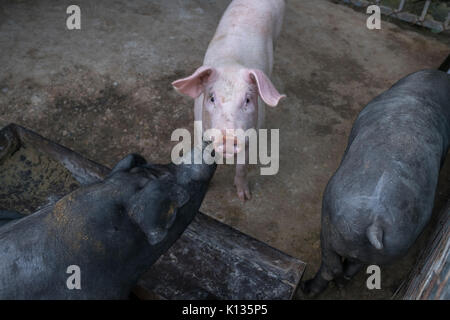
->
<box><xmin>248</xmin><ymin>69</ymin><xmax>286</xmax><ymax>107</ymax></box>
<box><xmin>171</xmin><ymin>66</ymin><xmax>215</xmax><ymax>99</ymax></box>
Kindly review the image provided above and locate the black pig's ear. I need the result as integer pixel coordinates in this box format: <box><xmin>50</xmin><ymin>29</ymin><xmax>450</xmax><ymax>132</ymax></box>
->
<box><xmin>127</xmin><ymin>180</ymin><xmax>190</xmax><ymax>245</ymax></box>
<box><xmin>109</xmin><ymin>153</ymin><xmax>147</xmax><ymax>176</ymax></box>
<box><xmin>156</xmin><ymin>184</ymin><xmax>190</xmax><ymax>232</ymax></box>
<box><xmin>169</xmin><ymin>184</ymin><xmax>189</xmax><ymax>208</ymax></box>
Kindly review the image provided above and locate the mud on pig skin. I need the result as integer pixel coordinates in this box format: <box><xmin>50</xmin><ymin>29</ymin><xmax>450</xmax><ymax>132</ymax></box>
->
<box><xmin>0</xmin><ymin>144</ymin><xmax>216</xmax><ymax>299</ymax></box>
<box><xmin>302</xmin><ymin>70</ymin><xmax>450</xmax><ymax>297</ymax></box>
<box><xmin>172</xmin><ymin>0</ymin><xmax>286</xmax><ymax>201</ymax></box>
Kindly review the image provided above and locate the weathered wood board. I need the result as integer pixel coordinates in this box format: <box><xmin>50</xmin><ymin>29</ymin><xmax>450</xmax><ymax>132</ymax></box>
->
<box><xmin>136</xmin><ymin>211</ymin><xmax>304</xmax><ymax>299</ymax></box>
<box><xmin>395</xmin><ymin>201</ymin><xmax>449</xmax><ymax>300</ymax></box>
<box><xmin>0</xmin><ymin>123</ymin><xmax>306</xmax><ymax>300</ymax></box>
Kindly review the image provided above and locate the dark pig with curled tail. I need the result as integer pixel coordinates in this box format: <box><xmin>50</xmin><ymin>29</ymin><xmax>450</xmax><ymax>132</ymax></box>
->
<box><xmin>302</xmin><ymin>70</ymin><xmax>450</xmax><ymax>297</ymax></box>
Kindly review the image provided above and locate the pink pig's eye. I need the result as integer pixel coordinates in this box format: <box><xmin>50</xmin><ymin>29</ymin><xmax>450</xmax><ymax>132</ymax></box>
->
<box><xmin>246</xmin><ymin>98</ymin><xmax>250</xmax><ymax>104</ymax></box>
<box><xmin>210</xmin><ymin>95</ymin><xmax>215</xmax><ymax>103</ymax></box>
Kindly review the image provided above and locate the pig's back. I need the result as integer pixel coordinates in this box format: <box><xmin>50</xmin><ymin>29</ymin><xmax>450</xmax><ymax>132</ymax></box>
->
<box><xmin>0</xmin><ymin>207</ymin><xmax>62</xmax><ymax>298</ymax></box>
<box><xmin>204</xmin><ymin>0</ymin><xmax>284</xmax><ymax>72</ymax></box>
<box><xmin>325</xmin><ymin>70</ymin><xmax>450</xmax><ymax>262</ymax></box>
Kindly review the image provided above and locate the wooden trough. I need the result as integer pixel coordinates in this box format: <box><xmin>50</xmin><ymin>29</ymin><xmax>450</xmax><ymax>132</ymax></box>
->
<box><xmin>0</xmin><ymin>123</ymin><xmax>305</xmax><ymax>300</ymax></box>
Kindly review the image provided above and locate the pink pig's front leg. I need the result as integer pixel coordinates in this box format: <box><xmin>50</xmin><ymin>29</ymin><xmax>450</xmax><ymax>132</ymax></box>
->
<box><xmin>234</xmin><ymin>163</ymin><xmax>251</xmax><ymax>201</ymax></box>
<box><xmin>234</xmin><ymin>144</ymin><xmax>251</xmax><ymax>201</ymax></box>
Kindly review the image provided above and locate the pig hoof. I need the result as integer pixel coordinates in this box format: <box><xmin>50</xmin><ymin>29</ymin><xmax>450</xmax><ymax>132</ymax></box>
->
<box><xmin>300</xmin><ymin>279</ymin><xmax>324</xmax><ymax>298</ymax></box>
<box><xmin>300</xmin><ymin>280</ymin><xmax>314</xmax><ymax>297</ymax></box>
<box><xmin>234</xmin><ymin>176</ymin><xmax>251</xmax><ymax>201</ymax></box>
<box><xmin>334</xmin><ymin>276</ymin><xmax>349</xmax><ymax>289</ymax></box>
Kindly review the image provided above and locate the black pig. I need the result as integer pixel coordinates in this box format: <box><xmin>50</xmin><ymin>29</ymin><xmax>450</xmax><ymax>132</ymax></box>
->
<box><xmin>0</xmin><ymin>143</ymin><xmax>216</xmax><ymax>299</ymax></box>
<box><xmin>302</xmin><ymin>70</ymin><xmax>450</xmax><ymax>296</ymax></box>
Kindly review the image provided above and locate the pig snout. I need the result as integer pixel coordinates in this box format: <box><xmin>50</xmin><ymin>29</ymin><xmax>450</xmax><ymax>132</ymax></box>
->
<box><xmin>211</xmin><ymin>132</ymin><xmax>244</xmax><ymax>158</ymax></box>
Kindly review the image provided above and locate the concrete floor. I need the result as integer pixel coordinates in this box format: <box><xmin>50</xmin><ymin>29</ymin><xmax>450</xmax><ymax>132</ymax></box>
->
<box><xmin>0</xmin><ymin>0</ymin><xmax>449</xmax><ymax>299</ymax></box>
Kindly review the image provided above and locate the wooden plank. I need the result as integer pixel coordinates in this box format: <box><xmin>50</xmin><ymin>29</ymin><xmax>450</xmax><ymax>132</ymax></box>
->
<box><xmin>0</xmin><ymin>123</ymin><xmax>306</xmax><ymax>300</ymax></box>
<box><xmin>394</xmin><ymin>201</ymin><xmax>449</xmax><ymax>300</ymax></box>
<box><xmin>137</xmin><ymin>211</ymin><xmax>305</xmax><ymax>300</ymax></box>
